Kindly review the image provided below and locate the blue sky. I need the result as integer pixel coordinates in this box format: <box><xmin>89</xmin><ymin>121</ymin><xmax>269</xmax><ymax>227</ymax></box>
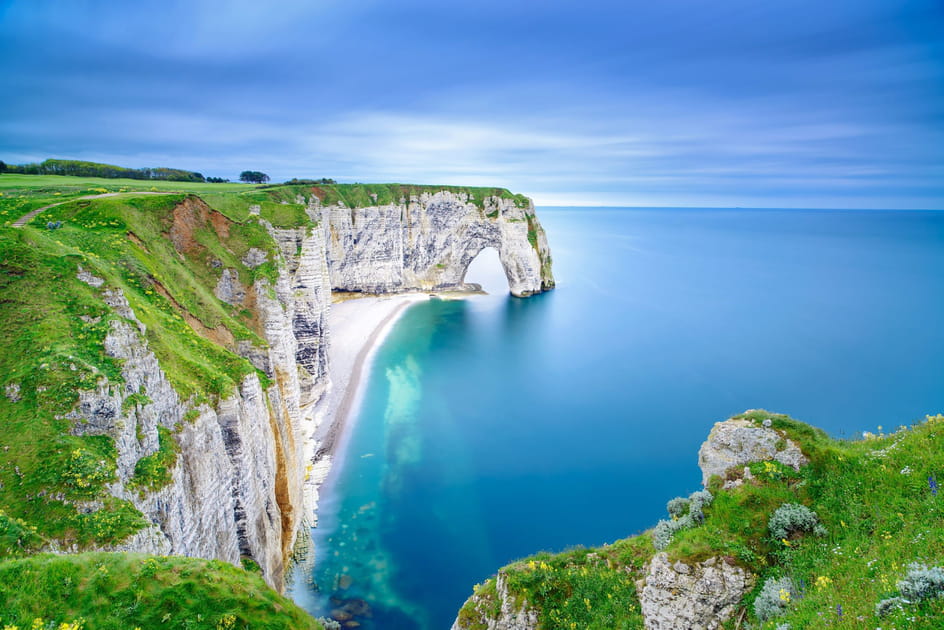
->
<box><xmin>1</xmin><ymin>0</ymin><xmax>942</xmax><ymax>207</ymax></box>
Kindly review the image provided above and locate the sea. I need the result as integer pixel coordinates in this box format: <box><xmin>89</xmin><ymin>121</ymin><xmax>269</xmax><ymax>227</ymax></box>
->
<box><xmin>288</xmin><ymin>207</ymin><xmax>944</xmax><ymax>629</ymax></box>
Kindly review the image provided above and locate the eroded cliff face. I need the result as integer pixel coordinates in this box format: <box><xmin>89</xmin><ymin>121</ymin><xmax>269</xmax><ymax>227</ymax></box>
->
<box><xmin>323</xmin><ymin>191</ymin><xmax>554</xmax><ymax>297</ymax></box>
<box><xmin>65</xmin><ymin>208</ymin><xmax>333</xmax><ymax>590</ymax></box>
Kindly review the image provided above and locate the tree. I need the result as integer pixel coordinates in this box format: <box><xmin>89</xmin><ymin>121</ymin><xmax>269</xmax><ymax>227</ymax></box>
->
<box><xmin>239</xmin><ymin>170</ymin><xmax>269</xmax><ymax>184</ymax></box>
<box><xmin>0</xmin><ymin>160</ymin><xmax>6</xmax><ymax>173</ymax></box>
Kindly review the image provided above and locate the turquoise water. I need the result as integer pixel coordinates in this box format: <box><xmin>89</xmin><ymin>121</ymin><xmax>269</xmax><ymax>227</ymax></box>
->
<box><xmin>291</xmin><ymin>208</ymin><xmax>944</xmax><ymax>629</ymax></box>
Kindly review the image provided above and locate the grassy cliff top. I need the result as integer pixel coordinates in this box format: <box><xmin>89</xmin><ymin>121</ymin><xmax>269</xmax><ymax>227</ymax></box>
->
<box><xmin>0</xmin><ymin>173</ymin><xmax>530</xmax><ymax>228</ymax></box>
<box><xmin>0</xmin><ymin>552</ymin><xmax>323</xmax><ymax>629</ymax></box>
<box><xmin>459</xmin><ymin>412</ymin><xmax>944</xmax><ymax>630</ymax></box>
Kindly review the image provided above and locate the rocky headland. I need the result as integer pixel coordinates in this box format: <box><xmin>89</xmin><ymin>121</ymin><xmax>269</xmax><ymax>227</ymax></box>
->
<box><xmin>452</xmin><ymin>411</ymin><xmax>944</xmax><ymax>629</ymax></box>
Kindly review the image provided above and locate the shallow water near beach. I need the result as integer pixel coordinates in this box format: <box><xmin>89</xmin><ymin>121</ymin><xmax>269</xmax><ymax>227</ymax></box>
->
<box><xmin>289</xmin><ymin>208</ymin><xmax>944</xmax><ymax>629</ymax></box>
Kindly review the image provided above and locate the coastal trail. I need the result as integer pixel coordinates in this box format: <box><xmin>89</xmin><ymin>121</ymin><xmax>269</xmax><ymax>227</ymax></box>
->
<box><xmin>11</xmin><ymin>191</ymin><xmax>175</xmax><ymax>228</ymax></box>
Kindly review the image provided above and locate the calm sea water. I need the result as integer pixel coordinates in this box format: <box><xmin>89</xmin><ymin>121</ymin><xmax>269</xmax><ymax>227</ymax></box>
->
<box><xmin>290</xmin><ymin>208</ymin><xmax>944</xmax><ymax>629</ymax></box>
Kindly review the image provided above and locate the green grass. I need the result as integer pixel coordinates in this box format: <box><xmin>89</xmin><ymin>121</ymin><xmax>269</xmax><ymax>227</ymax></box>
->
<box><xmin>0</xmin><ymin>173</ymin><xmax>258</xmax><ymax>228</ymax></box>
<box><xmin>286</xmin><ymin>181</ymin><xmax>531</xmax><ymax>210</ymax></box>
<box><xmin>463</xmin><ymin>412</ymin><xmax>944</xmax><ymax>629</ymax></box>
<box><xmin>130</xmin><ymin>427</ymin><xmax>179</xmax><ymax>492</ymax></box>
<box><xmin>0</xmin><ymin>552</ymin><xmax>323</xmax><ymax>630</ymax></box>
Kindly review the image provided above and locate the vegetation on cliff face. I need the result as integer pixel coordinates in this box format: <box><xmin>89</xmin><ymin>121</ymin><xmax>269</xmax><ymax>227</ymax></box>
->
<box><xmin>0</xmin><ymin>552</ymin><xmax>323</xmax><ymax>630</ymax></box>
<box><xmin>458</xmin><ymin>411</ymin><xmax>944</xmax><ymax>629</ymax></box>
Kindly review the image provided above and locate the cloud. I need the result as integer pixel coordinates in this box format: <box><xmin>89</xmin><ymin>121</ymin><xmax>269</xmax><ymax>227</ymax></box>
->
<box><xmin>1</xmin><ymin>0</ymin><xmax>941</xmax><ymax>208</ymax></box>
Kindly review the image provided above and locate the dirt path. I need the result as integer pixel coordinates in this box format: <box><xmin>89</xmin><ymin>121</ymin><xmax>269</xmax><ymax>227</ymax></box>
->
<box><xmin>11</xmin><ymin>191</ymin><xmax>175</xmax><ymax>228</ymax></box>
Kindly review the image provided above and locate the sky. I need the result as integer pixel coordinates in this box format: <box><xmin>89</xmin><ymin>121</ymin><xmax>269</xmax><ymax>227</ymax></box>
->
<box><xmin>1</xmin><ymin>0</ymin><xmax>943</xmax><ymax>208</ymax></box>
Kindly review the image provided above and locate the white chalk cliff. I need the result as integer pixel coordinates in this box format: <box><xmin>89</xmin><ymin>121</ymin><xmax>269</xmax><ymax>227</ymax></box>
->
<box><xmin>64</xmin><ymin>191</ymin><xmax>553</xmax><ymax>591</ymax></box>
<box><xmin>324</xmin><ymin>191</ymin><xmax>554</xmax><ymax>297</ymax></box>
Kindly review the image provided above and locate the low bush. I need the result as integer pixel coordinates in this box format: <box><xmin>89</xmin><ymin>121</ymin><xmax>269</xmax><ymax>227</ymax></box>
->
<box><xmin>768</xmin><ymin>503</ymin><xmax>824</xmax><ymax>540</ymax></box>
<box><xmin>754</xmin><ymin>576</ymin><xmax>797</xmax><ymax>621</ymax></box>
<box><xmin>653</xmin><ymin>490</ymin><xmax>713</xmax><ymax>550</ymax></box>
<box><xmin>897</xmin><ymin>563</ymin><xmax>944</xmax><ymax>602</ymax></box>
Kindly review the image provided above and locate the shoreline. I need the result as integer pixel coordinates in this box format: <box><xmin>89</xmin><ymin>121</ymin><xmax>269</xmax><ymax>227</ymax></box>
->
<box><xmin>303</xmin><ymin>290</ymin><xmax>479</xmax><ymax>528</ymax></box>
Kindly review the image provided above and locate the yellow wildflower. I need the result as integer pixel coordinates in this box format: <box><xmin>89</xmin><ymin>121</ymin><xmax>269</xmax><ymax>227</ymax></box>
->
<box><xmin>815</xmin><ymin>575</ymin><xmax>832</xmax><ymax>589</ymax></box>
<box><xmin>779</xmin><ymin>588</ymin><xmax>791</xmax><ymax>603</ymax></box>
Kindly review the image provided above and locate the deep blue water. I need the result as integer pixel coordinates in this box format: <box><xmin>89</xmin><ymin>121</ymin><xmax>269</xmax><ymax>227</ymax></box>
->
<box><xmin>290</xmin><ymin>208</ymin><xmax>944</xmax><ymax>629</ymax></box>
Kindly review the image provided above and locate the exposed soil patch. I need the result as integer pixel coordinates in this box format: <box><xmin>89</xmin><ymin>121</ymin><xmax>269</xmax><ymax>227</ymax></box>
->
<box><xmin>168</xmin><ymin>196</ymin><xmax>233</xmax><ymax>255</ymax></box>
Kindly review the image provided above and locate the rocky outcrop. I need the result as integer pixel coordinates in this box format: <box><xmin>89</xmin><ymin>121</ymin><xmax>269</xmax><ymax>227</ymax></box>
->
<box><xmin>451</xmin><ymin>572</ymin><xmax>539</xmax><ymax>630</ymax></box>
<box><xmin>323</xmin><ymin>192</ymin><xmax>554</xmax><ymax>297</ymax></box>
<box><xmin>698</xmin><ymin>417</ymin><xmax>808</xmax><ymax>486</ymax></box>
<box><xmin>639</xmin><ymin>553</ymin><xmax>755</xmax><ymax>630</ymax></box>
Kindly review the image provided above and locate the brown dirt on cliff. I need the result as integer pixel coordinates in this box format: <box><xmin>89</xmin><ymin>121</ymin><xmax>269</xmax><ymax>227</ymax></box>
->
<box><xmin>168</xmin><ymin>196</ymin><xmax>233</xmax><ymax>255</ymax></box>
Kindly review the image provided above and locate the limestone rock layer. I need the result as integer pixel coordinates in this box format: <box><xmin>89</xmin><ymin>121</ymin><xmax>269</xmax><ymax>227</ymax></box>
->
<box><xmin>324</xmin><ymin>191</ymin><xmax>555</xmax><ymax>297</ymax></box>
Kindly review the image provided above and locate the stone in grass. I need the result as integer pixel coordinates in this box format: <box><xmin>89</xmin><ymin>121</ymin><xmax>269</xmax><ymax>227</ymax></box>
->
<box><xmin>698</xmin><ymin>417</ymin><xmax>808</xmax><ymax>486</ymax></box>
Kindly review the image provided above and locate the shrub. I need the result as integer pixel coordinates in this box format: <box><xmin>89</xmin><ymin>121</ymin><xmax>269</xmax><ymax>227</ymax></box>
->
<box><xmin>652</xmin><ymin>489</ymin><xmax>713</xmax><ymax>550</ymax></box>
<box><xmin>897</xmin><ymin>563</ymin><xmax>944</xmax><ymax>602</ymax></box>
<box><xmin>768</xmin><ymin>503</ymin><xmax>824</xmax><ymax>540</ymax></box>
<box><xmin>666</xmin><ymin>497</ymin><xmax>690</xmax><ymax>518</ymax></box>
<box><xmin>653</xmin><ymin>515</ymin><xmax>694</xmax><ymax>550</ymax></box>
<box><xmin>875</xmin><ymin>596</ymin><xmax>907</xmax><ymax>617</ymax></box>
<box><xmin>688</xmin><ymin>490</ymin><xmax>713</xmax><ymax>522</ymax></box>
<box><xmin>754</xmin><ymin>576</ymin><xmax>797</xmax><ymax>621</ymax></box>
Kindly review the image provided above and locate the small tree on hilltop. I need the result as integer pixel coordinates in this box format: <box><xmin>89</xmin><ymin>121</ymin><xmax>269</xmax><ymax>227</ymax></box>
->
<box><xmin>239</xmin><ymin>170</ymin><xmax>269</xmax><ymax>184</ymax></box>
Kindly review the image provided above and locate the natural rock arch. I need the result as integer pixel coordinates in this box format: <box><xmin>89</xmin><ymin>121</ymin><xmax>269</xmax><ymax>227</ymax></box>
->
<box><xmin>323</xmin><ymin>191</ymin><xmax>555</xmax><ymax>297</ymax></box>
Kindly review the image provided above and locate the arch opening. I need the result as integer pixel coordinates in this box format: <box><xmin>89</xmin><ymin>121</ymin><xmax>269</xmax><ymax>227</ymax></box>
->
<box><xmin>461</xmin><ymin>246</ymin><xmax>508</xmax><ymax>295</ymax></box>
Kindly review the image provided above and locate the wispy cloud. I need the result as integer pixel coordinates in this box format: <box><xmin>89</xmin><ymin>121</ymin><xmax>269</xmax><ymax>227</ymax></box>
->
<box><xmin>1</xmin><ymin>0</ymin><xmax>941</xmax><ymax>208</ymax></box>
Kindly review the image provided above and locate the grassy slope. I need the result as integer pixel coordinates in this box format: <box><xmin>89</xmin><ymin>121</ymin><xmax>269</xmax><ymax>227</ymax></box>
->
<box><xmin>461</xmin><ymin>412</ymin><xmax>944</xmax><ymax>629</ymax></box>
<box><xmin>0</xmin><ymin>552</ymin><xmax>322</xmax><ymax>630</ymax></box>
